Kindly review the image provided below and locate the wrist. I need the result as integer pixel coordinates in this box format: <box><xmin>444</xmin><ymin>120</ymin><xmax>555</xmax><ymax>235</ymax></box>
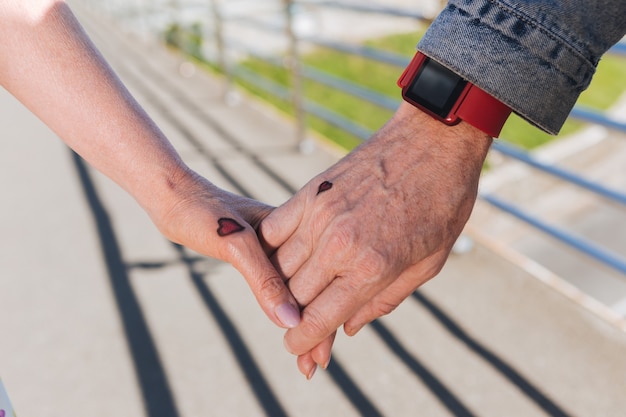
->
<box><xmin>347</xmin><ymin>101</ymin><xmax>491</xmax><ymax>203</ymax></box>
<box><xmin>129</xmin><ymin>158</ymin><xmax>199</xmax><ymax>222</ymax></box>
<box><xmin>391</xmin><ymin>101</ymin><xmax>492</xmax><ymax>162</ymax></box>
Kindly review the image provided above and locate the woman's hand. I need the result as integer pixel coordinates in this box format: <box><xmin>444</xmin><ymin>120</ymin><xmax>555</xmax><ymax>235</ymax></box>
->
<box><xmin>152</xmin><ymin>168</ymin><xmax>301</xmax><ymax>329</ymax></box>
<box><xmin>0</xmin><ymin>0</ymin><xmax>300</xmax><ymax>331</ymax></box>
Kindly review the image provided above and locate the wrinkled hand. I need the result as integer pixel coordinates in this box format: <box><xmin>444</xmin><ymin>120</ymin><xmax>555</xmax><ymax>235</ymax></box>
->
<box><xmin>151</xmin><ymin>168</ymin><xmax>301</xmax><ymax>330</ymax></box>
<box><xmin>260</xmin><ymin>102</ymin><xmax>492</xmax><ymax>377</ymax></box>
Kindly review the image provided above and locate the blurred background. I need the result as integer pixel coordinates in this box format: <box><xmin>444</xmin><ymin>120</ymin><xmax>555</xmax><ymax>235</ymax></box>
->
<box><xmin>1</xmin><ymin>1</ymin><xmax>626</xmax><ymax>416</ymax></box>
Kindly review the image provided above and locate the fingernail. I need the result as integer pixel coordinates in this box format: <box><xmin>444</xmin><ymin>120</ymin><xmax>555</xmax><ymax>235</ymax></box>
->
<box><xmin>276</xmin><ymin>303</ymin><xmax>300</xmax><ymax>328</ymax></box>
<box><xmin>322</xmin><ymin>356</ymin><xmax>331</xmax><ymax>370</ymax></box>
<box><xmin>307</xmin><ymin>365</ymin><xmax>318</xmax><ymax>380</ymax></box>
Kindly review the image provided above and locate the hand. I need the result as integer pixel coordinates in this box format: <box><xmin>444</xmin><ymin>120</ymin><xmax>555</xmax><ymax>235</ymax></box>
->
<box><xmin>150</xmin><ymin>168</ymin><xmax>302</xmax><ymax>330</ymax></box>
<box><xmin>0</xmin><ymin>2</ymin><xmax>300</xmax><ymax>332</ymax></box>
<box><xmin>260</xmin><ymin>102</ymin><xmax>492</xmax><ymax>377</ymax></box>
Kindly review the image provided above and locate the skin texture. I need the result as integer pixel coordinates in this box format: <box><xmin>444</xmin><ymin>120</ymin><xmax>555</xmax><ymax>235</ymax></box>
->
<box><xmin>0</xmin><ymin>0</ymin><xmax>300</xmax><ymax>330</ymax></box>
<box><xmin>261</xmin><ymin>102</ymin><xmax>492</xmax><ymax>377</ymax></box>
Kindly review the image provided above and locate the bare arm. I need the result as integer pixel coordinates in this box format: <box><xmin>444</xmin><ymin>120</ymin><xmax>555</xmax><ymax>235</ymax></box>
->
<box><xmin>0</xmin><ymin>0</ymin><xmax>300</xmax><ymax>329</ymax></box>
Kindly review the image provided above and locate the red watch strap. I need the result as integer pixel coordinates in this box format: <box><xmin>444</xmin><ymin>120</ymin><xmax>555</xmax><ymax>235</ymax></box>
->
<box><xmin>399</xmin><ymin>52</ymin><xmax>511</xmax><ymax>138</ymax></box>
<box><xmin>455</xmin><ymin>84</ymin><xmax>511</xmax><ymax>138</ymax></box>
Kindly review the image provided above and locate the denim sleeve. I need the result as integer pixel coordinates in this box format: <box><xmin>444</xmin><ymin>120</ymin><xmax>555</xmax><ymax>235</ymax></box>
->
<box><xmin>418</xmin><ymin>0</ymin><xmax>626</xmax><ymax>134</ymax></box>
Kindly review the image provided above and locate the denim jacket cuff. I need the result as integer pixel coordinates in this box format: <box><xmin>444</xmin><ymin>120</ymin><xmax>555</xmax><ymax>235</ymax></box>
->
<box><xmin>417</xmin><ymin>0</ymin><xmax>600</xmax><ymax>135</ymax></box>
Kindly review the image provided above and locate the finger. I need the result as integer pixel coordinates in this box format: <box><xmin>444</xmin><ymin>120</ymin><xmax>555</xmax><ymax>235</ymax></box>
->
<box><xmin>258</xmin><ymin>190</ymin><xmax>319</xmax><ymax>279</ymax></box>
<box><xmin>257</xmin><ymin>189</ymin><xmax>307</xmax><ymax>253</ymax></box>
<box><xmin>344</xmin><ymin>274</ymin><xmax>419</xmax><ymax>336</ymax></box>
<box><xmin>260</xmin><ymin>178</ymin><xmax>336</xmax><ymax>279</ymax></box>
<box><xmin>285</xmin><ymin>214</ymin><xmax>361</xmax><ymax>306</ymax></box>
<box><xmin>311</xmin><ymin>331</ymin><xmax>336</xmax><ymax>369</ymax></box>
<box><xmin>297</xmin><ymin>352</ymin><xmax>318</xmax><ymax>380</ymax></box>
<box><xmin>283</xmin><ymin>273</ymin><xmax>378</xmax><ymax>355</ymax></box>
<box><xmin>225</xmin><ymin>226</ymin><xmax>301</xmax><ymax>329</ymax></box>
<box><xmin>295</xmin><ymin>331</ymin><xmax>336</xmax><ymax>379</ymax></box>
<box><xmin>344</xmin><ymin>254</ymin><xmax>447</xmax><ymax>335</ymax></box>
<box><xmin>282</xmin><ymin>234</ymin><xmax>341</xmax><ymax>306</ymax></box>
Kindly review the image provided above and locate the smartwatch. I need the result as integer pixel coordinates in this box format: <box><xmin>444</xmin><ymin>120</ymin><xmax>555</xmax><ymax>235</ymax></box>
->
<box><xmin>397</xmin><ymin>51</ymin><xmax>511</xmax><ymax>138</ymax></box>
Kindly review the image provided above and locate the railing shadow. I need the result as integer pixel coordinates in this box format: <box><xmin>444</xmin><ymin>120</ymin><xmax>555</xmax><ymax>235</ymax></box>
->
<box><xmin>411</xmin><ymin>291</ymin><xmax>573</xmax><ymax>417</ymax></box>
<box><xmin>369</xmin><ymin>320</ymin><xmax>478</xmax><ymax>417</ymax></box>
<box><xmin>171</xmin><ymin>243</ymin><xmax>290</xmax><ymax>417</ymax></box>
<box><xmin>71</xmin><ymin>150</ymin><xmax>180</xmax><ymax>417</ymax></box>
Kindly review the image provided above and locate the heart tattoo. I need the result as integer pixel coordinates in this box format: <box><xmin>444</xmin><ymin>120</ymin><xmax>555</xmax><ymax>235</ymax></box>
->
<box><xmin>317</xmin><ymin>180</ymin><xmax>333</xmax><ymax>195</ymax></box>
<box><xmin>217</xmin><ymin>218</ymin><xmax>245</xmax><ymax>237</ymax></box>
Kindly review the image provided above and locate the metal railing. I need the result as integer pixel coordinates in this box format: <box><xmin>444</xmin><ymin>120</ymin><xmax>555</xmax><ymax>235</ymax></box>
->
<box><xmin>86</xmin><ymin>0</ymin><xmax>626</xmax><ymax>280</ymax></box>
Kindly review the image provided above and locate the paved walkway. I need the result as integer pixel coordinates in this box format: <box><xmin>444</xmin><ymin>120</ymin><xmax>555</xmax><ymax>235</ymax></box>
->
<box><xmin>472</xmin><ymin>117</ymin><xmax>626</xmax><ymax>315</ymax></box>
<box><xmin>1</xmin><ymin>3</ymin><xmax>626</xmax><ymax>417</ymax></box>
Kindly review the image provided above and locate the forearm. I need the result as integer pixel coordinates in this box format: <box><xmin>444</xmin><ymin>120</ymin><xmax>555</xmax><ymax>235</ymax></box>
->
<box><xmin>419</xmin><ymin>0</ymin><xmax>626</xmax><ymax>134</ymax></box>
<box><xmin>379</xmin><ymin>102</ymin><xmax>492</xmax><ymax>174</ymax></box>
<box><xmin>0</xmin><ymin>0</ymin><xmax>188</xmax><ymax>218</ymax></box>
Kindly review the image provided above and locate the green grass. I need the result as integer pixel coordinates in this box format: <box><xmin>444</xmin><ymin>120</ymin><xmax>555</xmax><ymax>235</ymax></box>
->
<box><xmin>243</xmin><ymin>31</ymin><xmax>626</xmax><ymax>151</ymax></box>
<box><xmin>237</xmin><ymin>32</ymin><xmax>421</xmax><ymax>150</ymax></box>
<box><xmin>165</xmin><ymin>24</ymin><xmax>626</xmax><ymax>151</ymax></box>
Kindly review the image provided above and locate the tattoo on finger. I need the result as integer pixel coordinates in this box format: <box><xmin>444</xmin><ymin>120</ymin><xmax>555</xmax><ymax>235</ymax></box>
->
<box><xmin>317</xmin><ymin>180</ymin><xmax>333</xmax><ymax>195</ymax></box>
<box><xmin>217</xmin><ymin>217</ymin><xmax>245</xmax><ymax>236</ymax></box>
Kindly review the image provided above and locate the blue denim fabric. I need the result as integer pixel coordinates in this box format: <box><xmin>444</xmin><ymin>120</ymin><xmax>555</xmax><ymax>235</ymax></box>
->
<box><xmin>418</xmin><ymin>0</ymin><xmax>626</xmax><ymax>134</ymax></box>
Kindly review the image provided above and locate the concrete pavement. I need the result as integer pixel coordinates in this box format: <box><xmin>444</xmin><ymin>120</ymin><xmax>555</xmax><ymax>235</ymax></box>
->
<box><xmin>472</xmin><ymin>121</ymin><xmax>626</xmax><ymax>316</ymax></box>
<box><xmin>1</xmin><ymin>3</ymin><xmax>626</xmax><ymax>416</ymax></box>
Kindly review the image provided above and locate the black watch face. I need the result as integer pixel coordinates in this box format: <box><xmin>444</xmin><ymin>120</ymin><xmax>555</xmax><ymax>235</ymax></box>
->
<box><xmin>405</xmin><ymin>58</ymin><xmax>467</xmax><ymax>118</ymax></box>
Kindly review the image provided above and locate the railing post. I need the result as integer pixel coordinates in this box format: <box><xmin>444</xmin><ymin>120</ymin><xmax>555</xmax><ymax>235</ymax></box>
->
<box><xmin>283</xmin><ymin>0</ymin><xmax>308</xmax><ymax>149</ymax></box>
<box><xmin>137</xmin><ymin>0</ymin><xmax>152</xmax><ymax>41</ymax></box>
<box><xmin>168</xmin><ymin>0</ymin><xmax>180</xmax><ymax>30</ymax></box>
<box><xmin>209</xmin><ymin>0</ymin><xmax>235</xmax><ymax>102</ymax></box>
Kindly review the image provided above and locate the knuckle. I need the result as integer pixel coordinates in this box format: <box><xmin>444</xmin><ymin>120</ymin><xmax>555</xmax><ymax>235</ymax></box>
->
<box><xmin>258</xmin><ymin>216</ymin><xmax>278</xmax><ymax>242</ymax></box>
<box><xmin>300</xmin><ymin>306</ymin><xmax>333</xmax><ymax>342</ymax></box>
<box><xmin>258</xmin><ymin>275</ymin><xmax>285</xmax><ymax>301</ymax></box>
<box><xmin>373</xmin><ymin>300</ymin><xmax>399</xmax><ymax>318</ymax></box>
<box><xmin>325</xmin><ymin>221</ymin><xmax>357</xmax><ymax>253</ymax></box>
<box><xmin>356</xmin><ymin>248</ymin><xmax>388</xmax><ymax>279</ymax></box>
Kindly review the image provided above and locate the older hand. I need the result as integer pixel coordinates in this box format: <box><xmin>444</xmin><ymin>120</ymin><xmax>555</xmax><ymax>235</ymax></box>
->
<box><xmin>260</xmin><ymin>102</ymin><xmax>492</xmax><ymax>377</ymax></box>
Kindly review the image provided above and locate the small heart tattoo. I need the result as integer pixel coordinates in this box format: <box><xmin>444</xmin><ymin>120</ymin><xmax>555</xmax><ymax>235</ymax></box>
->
<box><xmin>317</xmin><ymin>181</ymin><xmax>333</xmax><ymax>195</ymax></box>
<box><xmin>217</xmin><ymin>218</ymin><xmax>245</xmax><ymax>237</ymax></box>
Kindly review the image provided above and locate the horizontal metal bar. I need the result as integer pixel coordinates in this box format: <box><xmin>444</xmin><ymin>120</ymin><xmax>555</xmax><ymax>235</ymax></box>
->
<box><xmin>225</xmin><ymin>39</ymin><xmax>285</xmax><ymax>66</ymax></box>
<box><xmin>569</xmin><ymin>106</ymin><xmax>626</xmax><ymax>133</ymax></box>
<box><xmin>298</xmin><ymin>36</ymin><xmax>410</xmax><ymax>67</ymax></box>
<box><xmin>609</xmin><ymin>42</ymin><xmax>626</xmax><ymax>56</ymax></box>
<box><xmin>302</xmin><ymin>66</ymin><xmax>401</xmax><ymax>111</ymax></box>
<box><xmin>222</xmin><ymin>14</ymin><xmax>284</xmax><ymax>33</ymax></box>
<box><xmin>234</xmin><ymin>64</ymin><xmax>373</xmax><ymax>140</ymax></box>
<box><xmin>232</xmin><ymin>66</ymin><xmax>292</xmax><ymax>101</ymax></box>
<box><xmin>303</xmin><ymin>101</ymin><xmax>373</xmax><ymax>140</ymax></box>
<box><xmin>491</xmin><ymin>141</ymin><xmax>626</xmax><ymax>207</ymax></box>
<box><xmin>480</xmin><ymin>193</ymin><xmax>626</xmax><ymax>276</ymax></box>
<box><xmin>296</xmin><ymin>0</ymin><xmax>429</xmax><ymax>21</ymax></box>
<box><xmin>224</xmin><ymin>20</ymin><xmax>411</xmax><ymax>68</ymax></box>
<box><xmin>226</xmin><ymin>39</ymin><xmax>402</xmax><ymax>111</ymax></box>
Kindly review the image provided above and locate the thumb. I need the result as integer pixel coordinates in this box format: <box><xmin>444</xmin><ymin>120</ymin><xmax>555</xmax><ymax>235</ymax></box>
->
<box><xmin>228</xmin><ymin>229</ymin><xmax>301</xmax><ymax>329</ymax></box>
<box><xmin>257</xmin><ymin>189</ymin><xmax>308</xmax><ymax>254</ymax></box>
